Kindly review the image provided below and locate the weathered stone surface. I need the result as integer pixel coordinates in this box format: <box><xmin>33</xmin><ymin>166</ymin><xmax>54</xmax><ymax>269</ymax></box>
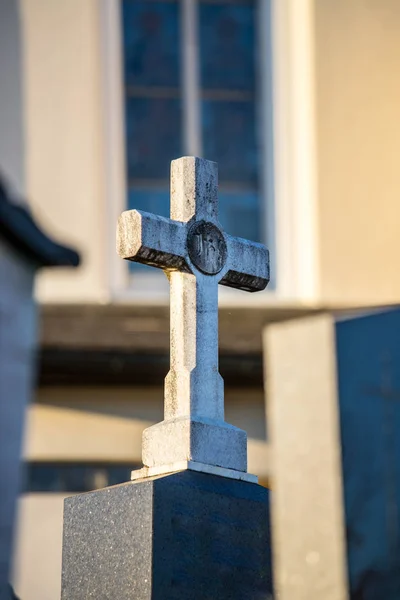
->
<box><xmin>220</xmin><ymin>235</ymin><xmax>270</xmax><ymax>292</ymax></box>
<box><xmin>61</xmin><ymin>470</ymin><xmax>272</xmax><ymax>600</ymax></box>
<box><xmin>187</xmin><ymin>220</ymin><xmax>227</xmax><ymax>275</ymax></box>
<box><xmin>117</xmin><ymin>210</ymin><xmax>189</xmax><ymax>273</ymax></box>
<box><xmin>142</xmin><ymin>416</ymin><xmax>247</xmax><ymax>472</ymax></box>
<box><xmin>116</xmin><ymin>157</ymin><xmax>270</xmax><ymax>477</ymax></box>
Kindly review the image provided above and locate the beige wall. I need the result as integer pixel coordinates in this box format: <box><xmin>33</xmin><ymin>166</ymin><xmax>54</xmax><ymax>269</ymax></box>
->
<box><xmin>12</xmin><ymin>494</ymin><xmax>66</xmax><ymax>600</ymax></box>
<box><xmin>21</xmin><ymin>0</ymin><xmax>108</xmax><ymax>302</ymax></box>
<box><xmin>315</xmin><ymin>0</ymin><xmax>400</xmax><ymax>305</ymax></box>
<box><xmin>24</xmin><ymin>386</ymin><xmax>269</xmax><ymax>476</ymax></box>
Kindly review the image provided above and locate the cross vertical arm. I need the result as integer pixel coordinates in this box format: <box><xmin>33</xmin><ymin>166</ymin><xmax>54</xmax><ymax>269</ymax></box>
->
<box><xmin>170</xmin><ymin>156</ymin><xmax>218</xmax><ymax>223</ymax></box>
<box><xmin>117</xmin><ymin>209</ymin><xmax>190</xmax><ymax>272</ymax></box>
<box><xmin>165</xmin><ymin>272</ymin><xmax>223</xmax><ymax>422</ymax></box>
<box><xmin>220</xmin><ymin>234</ymin><xmax>270</xmax><ymax>292</ymax></box>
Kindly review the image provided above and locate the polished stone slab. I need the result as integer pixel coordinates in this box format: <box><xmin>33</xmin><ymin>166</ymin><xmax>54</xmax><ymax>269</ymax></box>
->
<box><xmin>336</xmin><ymin>309</ymin><xmax>400</xmax><ymax>598</ymax></box>
<box><xmin>61</xmin><ymin>470</ymin><xmax>272</xmax><ymax>600</ymax></box>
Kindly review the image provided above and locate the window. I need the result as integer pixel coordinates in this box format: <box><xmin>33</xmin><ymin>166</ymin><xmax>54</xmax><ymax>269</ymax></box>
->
<box><xmin>24</xmin><ymin>463</ymin><xmax>139</xmax><ymax>493</ymax></box>
<box><xmin>121</xmin><ymin>0</ymin><xmax>263</xmax><ymax>274</ymax></box>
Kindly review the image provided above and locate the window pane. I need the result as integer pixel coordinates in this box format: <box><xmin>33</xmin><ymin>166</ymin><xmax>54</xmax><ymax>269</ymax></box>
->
<box><xmin>199</xmin><ymin>2</ymin><xmax>256</xmax><ymax>91</ymax></box>
<box><xmin>122</xmin><ymin>0</ymin><xmax>180</xmax><ymax>88</ymax></box>
<box><xmin>127</xmin><ymin>187</ymin><xmax>170</xmax><ymax>218</ymax></box>
<box><xmin>25</xmin><ymin>464</ymin><xmax>61</xmax><ymax>492</ymax></box>
<box><xmin>202</xmin><ymin>100</ymin><xmax>258</xmax><ymax>185</ymax></box>
<box><xmin>219</xmin><ymin>190</ymin><xmax>261</xmax><ymax>242</ymax></box>
<box><xmin>25</xmin><ymin>464</ymin><xmax>136</xmax><ymax>493</ymax></box>
<box><xmin>125</xmin><ymin>97</ymin><xmax>182</xmax><ymax>180</ymax></box>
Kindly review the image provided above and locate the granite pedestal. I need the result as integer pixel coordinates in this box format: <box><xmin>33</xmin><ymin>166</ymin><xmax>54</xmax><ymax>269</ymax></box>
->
<box><xmin>61</xmin><ymin>470</ymin><xmax>272</xmax><ymax>600</ymax></box>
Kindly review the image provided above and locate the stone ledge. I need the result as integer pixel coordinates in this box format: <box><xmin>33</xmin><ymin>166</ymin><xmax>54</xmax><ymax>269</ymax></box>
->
<box><xmin>40</xmin><ymin>303</ymin><xmax>330</xmax><ymax>354</ymax></box>
<box><xmin>131</xmin><ymin>460</ymin><xmax>258</xmax><ymax>484</ymax></box>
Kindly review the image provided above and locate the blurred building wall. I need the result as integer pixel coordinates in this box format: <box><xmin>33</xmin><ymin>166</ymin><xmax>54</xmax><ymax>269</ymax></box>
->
<box><xmin>0</xmin><ymin>0</ymin><xmax>25</xmax><ymax>195</ymax></box>
<box><xmin>22</xmin><ymin>387</ymin><xmax>268</xmax><ymax>473</ymax></box>
<box><xmin>0</xmin><ymin>1</ymin><xmax>35</xmax><ymax>596</ymax></box>
<box><xmin>19</xmin><ymin>0</ymin><xmax>400</xmax><ymax>308</ymax></box>
<box><xmin>315</xmin><ymin>0</ymin><xmax>400</xmax><ymax>305</ymax></box>
<box><xmin>21</xmin><ymin>0</ymin><xmax>107</xmax><ymax>302</ymax></box>
<box><xmin>0</xmin><ymin>240</ymin><xmax>36</xmax><ymax>599</ymax></box>
<box><xmin>13</xmin><ymin>494</ymin><xmax>66</xmax><ymax>600</ymax></box>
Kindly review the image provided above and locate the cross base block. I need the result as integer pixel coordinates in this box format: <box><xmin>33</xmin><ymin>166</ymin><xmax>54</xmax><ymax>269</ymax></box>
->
<box><xmin>142</xmin><ymin>416</ymin><xmax>247</xmax><ymax>473</ymax></box>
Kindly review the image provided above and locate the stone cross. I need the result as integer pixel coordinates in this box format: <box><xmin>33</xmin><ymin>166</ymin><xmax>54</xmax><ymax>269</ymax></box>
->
<box><xmin>117</xmin><ymin>157</ymin><xmax>269</xmax><ymax>481</ymax></box>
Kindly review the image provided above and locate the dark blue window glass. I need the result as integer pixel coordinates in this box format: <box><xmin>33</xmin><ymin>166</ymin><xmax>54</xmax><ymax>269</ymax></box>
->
<box><xmin>199</xmin><ymin>1</ymin><xmax>260</xmax><ymax>242</ymax></box>
<box><xmin>122</xmin><ymin>1</ymin><xmax>180</xmax><ymax>88</ymax></box>
<box><xmin>24</xmin><ymin>463</ymin><xmax>137</xmax><ymax>493</ymax></box>
<box><xmin>127</xmin><ymin>187</ymin><xmax>170</xmax><ymax>218</ymax></box>
<box><xmin>127</xmin><ymin>188</ymin><xmax>170</xmax><ymax>271</ymax></box>
<box><xmin>199</xmin><ymin>2</ymin><xmax>256</xmax><ymax>91</ymax></box>
<box><xmin>125</xmin><ymin>97</ymin><xmax>182</xmax><ymax>181</ymax></box>
<box><xmin>121</xmin><ymin>0</ymin><xmax>263</xmax><ymax>261</ymax></box>
<box><xmin>122</xmin><ymin>0</ymin><xmax>183</xmax><ymax>272</ymax></box>
<box><xmin>218</xmin><ymin>190</ymin><xmax>261</xmax><ymax>242</ymax></box>
<box><xmin>202</xmin><ymin>99</ymin><xmax>258</xmax><ymax>185</ymax></box>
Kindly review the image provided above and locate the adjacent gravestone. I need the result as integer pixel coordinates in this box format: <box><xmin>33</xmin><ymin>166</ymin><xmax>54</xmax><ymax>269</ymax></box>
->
<box><xmin>265</xmin><ymin>309</ymin><xmax>400</xmax><ymax>600</ymax></box>
<box><xmin>0</xmin><ymin>177</ymin><xmax>79</xmax><ymax>600</ymax></box>
<box><xmin>61</xmin><ymin>157</ymin><xmax>272</xmax><ymax>599</ymax></box>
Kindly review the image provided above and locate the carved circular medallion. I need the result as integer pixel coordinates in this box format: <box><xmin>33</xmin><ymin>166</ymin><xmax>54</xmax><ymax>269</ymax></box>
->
<box><xmin>187</xmin><ymin>220</ymin><xmax>227</xmax><ymax>275</ymax></box>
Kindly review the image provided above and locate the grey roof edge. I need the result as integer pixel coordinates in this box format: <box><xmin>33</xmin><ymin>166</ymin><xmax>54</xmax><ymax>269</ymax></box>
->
<box><xmin>0</xmin><ymin>176</ymin><xmax>80</xmax><ymax>268</ymax></box>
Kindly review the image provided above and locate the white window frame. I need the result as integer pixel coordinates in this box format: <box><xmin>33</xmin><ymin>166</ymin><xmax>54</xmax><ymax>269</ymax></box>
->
<box><xmin>100</xmin><ymin>0</ymin><xmax>319</xmax><ymax>307</ymax></box>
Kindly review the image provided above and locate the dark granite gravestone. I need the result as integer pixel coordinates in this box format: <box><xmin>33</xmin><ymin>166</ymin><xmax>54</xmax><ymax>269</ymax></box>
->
<box><xmin>265</xmin><ymin>309</ymin><xmax>400</xmax><ymax>600</ymax></box>
<box><xmin>336</xmin><ymin>309</ymin><xmax>400</xmax><ymax>599</ymax></box>
<box><xmin>0</xmin><ymin>178</ymin><xmax>79</xmax><ymax>600</ymax></box>
<box><xmin>61</xmin><ymin>470</ymin><xmax>272</xmax><ymax>600</ymax></box>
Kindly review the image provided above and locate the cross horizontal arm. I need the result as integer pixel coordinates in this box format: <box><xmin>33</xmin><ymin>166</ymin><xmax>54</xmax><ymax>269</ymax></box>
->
<box><xmin>117</xmin><ymin>209</ymin><xmax>190</xmax><ymax>272</ymax></box>
<box><xmin>220</xmin><ymin>234</ymin><xmax>270</xmax><ymax>292</ymax></box>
